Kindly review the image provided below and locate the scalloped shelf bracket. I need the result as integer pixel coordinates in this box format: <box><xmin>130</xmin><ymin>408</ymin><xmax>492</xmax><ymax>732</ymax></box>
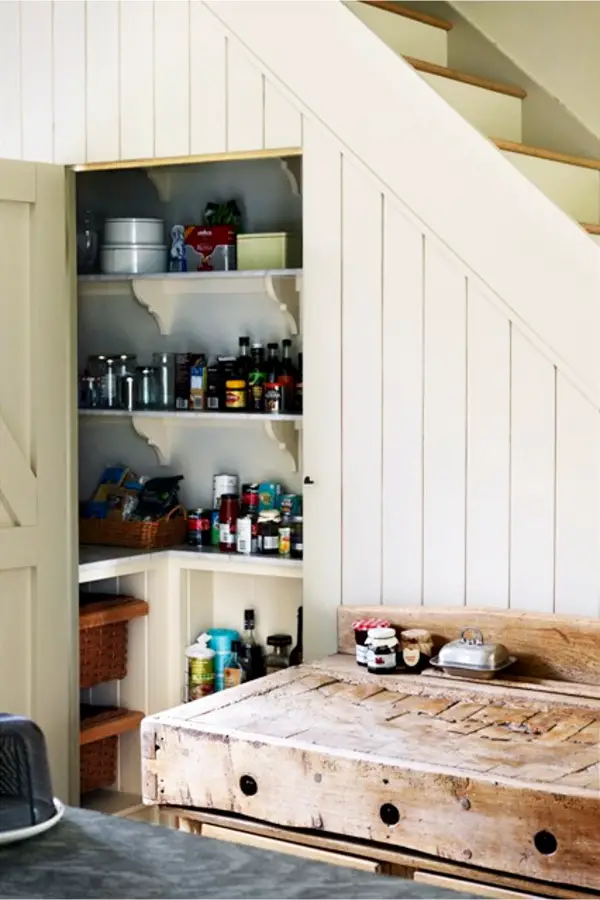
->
<box><xmin>131</xmin><ymin>415</ymin><xmax>173</xmax><ymax>466</ymax></box>
<box><xmin>145</xmin><ymin>167</ymin><xmax>174</xmax><ymax>203</ymax></box>
<box><xmin>263</xmin><ymin>420</ymin><xmax>299</xmax><ymax>472</ymax></box>
<box><xmin>279</xmin><ymin>157</ymin><xmax>302</xmax><ymax>199</ymax></box>
<box><xmin>265</xmin><ymin>273</ymin><xmax>301</xmax><ymax>335</ymax></box>
<box><xmin>131</xmin><ymin>279</ymin><xmax>175</xmax><ymax>335</ymax></box>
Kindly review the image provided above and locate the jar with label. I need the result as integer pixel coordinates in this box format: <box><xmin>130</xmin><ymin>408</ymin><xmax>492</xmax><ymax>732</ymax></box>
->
<box><xmin>219</xmin><ymin>493</ymin><xmax>239</xmax><ymax>552</ymax></box>
<box><xmin>290</xmin><ymin>516</ymin><xmax>303</xmax><ymax>559</ymax></box>
<box><xmin>225</xmin><ymin>379</ymin><xmax>246</xmax><ymax>410</ymax></box>
<box><xmin>236</xmin><ymin>515</ymin><xmax>257</xmax><ymax>555</ymax></box>
<box><xmin>400</xmin><ymin>628</ymin><xmax>433</xmax><ymax>673</ymax></box>
<box><xmin>352</xmin><ymin>618</ymin><xmax>391</xmax><ymax>667</ymax></box>
<box><xmin>257</xmin><ymin>510</ymin><xmax>281</xmax><ymax>555</ymax></box>
<box><xmin>278</xmin><ymin>523</ymin><xmax>291</xmax><ymax>558</ymax></box>
<box><xmin>366</xmin><ymin>627</ymin><xmax>398</xmax><ymax>675</ymax></box>
<box><xmin>185</xmin><ymin>633</ymin><xmax>215</xmax><ymax>701</ymax></box>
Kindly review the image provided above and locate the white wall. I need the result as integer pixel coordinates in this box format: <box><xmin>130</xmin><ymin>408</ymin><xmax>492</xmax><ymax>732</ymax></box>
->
<box><xmin>452</xmin><ymin>1</ymin><xmax>600</xmax><ymax>142</ymax></box>
<box><xmin>2</xmin><ymin>1</ymin><xmax>600</xmax><ymax>656</ymax></box>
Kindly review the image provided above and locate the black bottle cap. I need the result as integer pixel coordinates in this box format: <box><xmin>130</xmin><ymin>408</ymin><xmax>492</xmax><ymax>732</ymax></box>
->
<box><xmin>267</xmin><ymin>633</ymin><xmax>293</xmax><ymax>647</ymax></box>
<box><xmin>239</xmin><ymin>336</ymin><xmax>250</xmax><ymax>346</ymax></box>
<box><xmin>267</xmin><ymin>342</ymin><xmax>279</xmax><ymax>350</ymax></box>
<box><xmin>244</xmin><ymin>608</ymin><xmax>255</xmax><ymax>627</ymax></box>
<box><xmin>282</xmin><ymin>338</ymin><xmax>292</xmax><ymax>347</ymax></box>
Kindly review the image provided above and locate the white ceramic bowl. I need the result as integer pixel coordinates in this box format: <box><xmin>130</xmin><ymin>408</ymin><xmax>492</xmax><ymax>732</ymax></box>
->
<box><xmin>100</xmin><ymin>244</ymin><xmax>167</xmax><ymax>275</ymax></box>
<box><xmin>104</xmin><ymin>218</ymin><xmax>165</xmax><ymax>246</ymax></box>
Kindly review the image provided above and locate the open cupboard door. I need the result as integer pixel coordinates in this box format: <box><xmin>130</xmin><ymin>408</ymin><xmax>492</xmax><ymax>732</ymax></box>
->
<box><xmin>0</xmin><ymin>159</ymin><xmax>76</xmax><ymax>802</ymax></box>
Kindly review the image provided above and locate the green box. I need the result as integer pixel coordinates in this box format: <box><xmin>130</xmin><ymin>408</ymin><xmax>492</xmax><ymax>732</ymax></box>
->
<box><xmin>236</xmin><ymin>232</ymin><xmax>302</xmax><ymax>270</ymax></box>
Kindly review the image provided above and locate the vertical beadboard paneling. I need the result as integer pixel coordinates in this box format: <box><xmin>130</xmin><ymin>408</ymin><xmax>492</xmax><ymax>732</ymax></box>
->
<box><xmin>53</xmin><ymin>0</ymin><xmax>86</xmax><ymax>165</ymax></box>
<box><xmin>382</xmin><ymin>202</ymin><xmax>423</xmax><ymax>605</ymax></box>
<box><xmin>466</xmin><ymin>286</ymin><xmax>510</xmax><ymax>608</ymax></box>
<box><xmin>86</xmin><ymin>0</ymin><xmax>119</xmax><ymax>163</ymax></box>
<box><xmin>555</xmin><ymin>375</ymin><xmax>600</xmax><ymax>616</ymax></box>
<box><xmin>0</xmin><ymin>2</ymin><xmax>22</xmax><ymax>160</ymax></box>
<box><xmin>154</xmin><ymin>0</ymin><xmax>190</xmax><ymax>158</ymax></box>
<box><xmin>20</xmin><ymin>1</ymin><xmax>53</xmax><ymax>163</ymax></box>
<box><xmin>264</xmin><ymin>80</ymin><xmax>302</xmax><ymax>150</ymax></box>
<box><xmin>510</xmin><ymin>331</ymin><xmax>555</xmax><ymax>612</ymax></box>
<box><xmin>342</xmin><ymin>161</ymin><xmax>382</xmax><ymax>605</ymax></box>
<box><xmin>227</xmin><ymin>40</ymin><xmax>264</xmax><ymax>152</ymax></box>
<box><xmin>190</xmin><ymin>0</ymin><xmax>226</xmax><ymax>155</ymax></box>
<box><xmin>302</xmin><ymin>120</ymin><xmax>342</xmax><ymax>658</ymax></box>
<box><xmin>120</xmin><ymin>1</ymin><xmax>154</xmax><ymax>161</ymax></box>
<box><xmin>423</xmin><ymin>241</ymin><xmax>466</xmax><ymax>606</ymax></box>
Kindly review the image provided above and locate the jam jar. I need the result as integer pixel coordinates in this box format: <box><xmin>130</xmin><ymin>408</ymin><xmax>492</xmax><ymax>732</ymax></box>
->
<box><xmin>400</xmin><ymin>628</ymin><xmax>433</xmax><ymax>673</ymax></box>
<box><xmin>257</xmin><ymin>510</ymin><xmax>281</xmax><ymax>555</ymax></box>
<box><xmin>365</xmin><ymin>627</ymin><xmax>398</xmax><ymax>675</ymax></box>
<box><xmin>352</xmin><ymin>618</ymin><xmax>391</xmax><ymax>667</ymax></box>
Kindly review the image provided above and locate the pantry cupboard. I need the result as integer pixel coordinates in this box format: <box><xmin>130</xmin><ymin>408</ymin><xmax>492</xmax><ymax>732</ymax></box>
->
<box><xmin>0</xmin><ymin>139</ymin><xmax>342</xmax><ymax>812</ymax></box>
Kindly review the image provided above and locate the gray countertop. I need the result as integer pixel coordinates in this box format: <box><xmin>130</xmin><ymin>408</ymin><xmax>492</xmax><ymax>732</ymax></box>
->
<box><xmin>0</xmin><ymin>807</ymin><xmax>466</xmax><ymax>899</ymax></box>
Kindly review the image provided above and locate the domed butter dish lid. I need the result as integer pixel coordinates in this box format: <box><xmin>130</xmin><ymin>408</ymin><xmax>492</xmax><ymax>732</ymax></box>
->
<box><xmin>430</xmin><ymin>628</ymin><xmax>517</xmax><ymax>680</ymax></box>
<box><xmin>0</xmin><ymin>713</ymin><xmax>64</xmax><ymax>843</ymax></box>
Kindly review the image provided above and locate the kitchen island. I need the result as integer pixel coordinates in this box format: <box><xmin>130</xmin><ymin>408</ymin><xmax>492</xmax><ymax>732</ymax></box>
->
<box><xmin>0</xmin><ymin>806</ymin><xmax>462</xmax><ymax>899</ymax></box>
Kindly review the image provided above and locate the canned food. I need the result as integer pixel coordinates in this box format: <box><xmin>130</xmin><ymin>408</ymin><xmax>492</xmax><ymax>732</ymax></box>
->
<box><xmin>210</xmin><ymin>509</ymin><xmax>220</xmax><ymax>546</ymax></box>
<box><xmin>213</xmin><ymin>474</ymin><xmax>239</xmax><ymax>509</ymax></box>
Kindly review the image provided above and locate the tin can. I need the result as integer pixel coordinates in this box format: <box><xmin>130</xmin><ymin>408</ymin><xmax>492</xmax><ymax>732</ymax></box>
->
<box><xmin>279</xmin><ymin>525</ymin><xmax>291</xmax><ymax>558</ymax></box>
<box><xmin>210</xmin><ymin>509</ymin><xmax>220</xmax><ymax>546</ymax></box>
<box><xmin>213</xmin><ymin>473</ymin><xmax>238</xmax><ymax>509</ymax></box>
<box><xmin>188</xmin><ymin>508</ymin><xmax>212</xmax><ymax>547</ymax></box>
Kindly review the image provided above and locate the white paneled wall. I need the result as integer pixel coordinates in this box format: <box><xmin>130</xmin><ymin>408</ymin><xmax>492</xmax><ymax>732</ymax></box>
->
<box><xmin>0</xmin><ymin>0</ymin><xmax>302</xmax><ymax>165</ymax></box>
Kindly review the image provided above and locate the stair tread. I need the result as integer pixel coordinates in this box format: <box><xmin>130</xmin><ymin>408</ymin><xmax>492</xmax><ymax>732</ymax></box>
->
<box><xmin>406</xmin><ymin>57</ymin><xmax>526</xmax><ymax>99</ymax></box>
<box><xmin>495</xmin><ymin>139</ymin><xmax>600</xmax><ymax>172</ymax></box>
<box><xmin>361</xmin><ymin>0</ymin><xmax>452</xmax><ymax>31</ymax></box>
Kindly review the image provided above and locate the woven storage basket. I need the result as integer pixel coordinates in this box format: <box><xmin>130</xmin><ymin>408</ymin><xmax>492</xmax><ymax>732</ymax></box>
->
<box><xmin>80</xmin><ymin>736</ymin><xmax>118</xmax><ymax>794</ymax></box>
<box><xmin>80</xmin><ymin>619</ymin><xmax>128</xmax><ymax>689</ymax></box>
<box><xmin>79</xmin><ymin>505</ymin><xmax>187</xmax><ymax>550</ymax></box>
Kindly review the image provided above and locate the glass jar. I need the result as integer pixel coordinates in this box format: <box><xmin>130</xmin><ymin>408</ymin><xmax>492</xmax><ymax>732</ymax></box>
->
<box><xmin>102</xmin><ymin>357</ymin><xmax>119</xmax><ymax>409</ymax></box>
<box><xmin>400</xmin><ymin>628</ymin><xmax>433</xmax><ymax>673</ymax></box>
<box><xmin>352</xmin><ymin>618</ymin><xmax>391</xmax><ymax>667</ymax></box>
<box><xmin>135</xmin><ymin>366</ymin><xmax>159</xmax><ymax>410</ymax></box>
<box><xmin>79</xmin><ymin>374</ymin><xmax>102</xmax><ymax>409</ymax></box>
<box><xmin>290</xmin><ymin>516</ymin><xmax>303</xmax><ymax>559</ymax></box>
<box><xmin>225</xmin><ymin>379</ymin><xmax>246</xmax><ymax>411</ymax></box>
<box><xmin>278</xmin><ymin>523</ymin><xmax>291</xmax><ymax>558</ymax></box>
<box><xmin>219</xmin><ymin>493</ymin><xmax>239</xmax><ymax>553</ymax></box>
<box><xmin>257</xmin><ymin>510</ymin><xmax>281</xmax><ymax>555</ymax></box>
<box><xmin>366</xmin><ymin>627</ymin><xmax>398</xmax><ymax>675</ymax></box>
<box><xmin>153</xmin><ymin>352</ymin><xmax>175</xmax><ymax>409</ymax></box>
<box><xmin>87</xmin><ymin>355</ymin><xmax>108</xmax><ymax>379</ymax></box>
<box><xmin>77</xmin><ymin>210</ymin><xmax>99</xmax><ymax>274</ymax></box>
<box><xmin>265</xmin><ymin>634</ymin><xmax>292</xmax><ymax>674</ymax></box>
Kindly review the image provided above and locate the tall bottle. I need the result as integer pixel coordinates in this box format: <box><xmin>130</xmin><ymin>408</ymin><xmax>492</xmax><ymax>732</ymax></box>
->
<box><xmin>237</xmin><ymin>336</ymin><xmax>252</xmax><ymax>384</ymax></box>
<box><xmin>264</xmin><ymin>342</ymin><xmax>282</xmax><ymax>414</ymax></box>
<box><xmin>240</xmin><ymin>608</ymin><xmax>266</xmax><ymax>680</ymax></box>
<box><xmin>279</xmin><ymin>339</ymin><xmax>297</xmax><ymax>413</ymax></box>
<box><xmin>289</xmin><ymin>606</ymin><xmax>303</xmax><ymax>666</ymax></box>
<box><xmin>295</xmin><ymin>352</ymin><xmax>303</xmax><ymax>413</ymax></box>
<box><xmin>248</xmin><ymin>343</ymin><xmax>266</xmax><ymax>412</ymax></box>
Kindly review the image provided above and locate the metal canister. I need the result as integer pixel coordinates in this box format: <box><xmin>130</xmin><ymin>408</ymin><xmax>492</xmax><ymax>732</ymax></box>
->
<box><xmin>212</xmin><ymin>474</ymin><xmax>238</xmax><ymax>509</ymax></box>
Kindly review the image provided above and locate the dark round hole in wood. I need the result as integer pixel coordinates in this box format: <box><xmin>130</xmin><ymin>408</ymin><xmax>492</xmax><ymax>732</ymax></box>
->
<box><xmin>534</xmin><ymin>831</ymin><xmax>557</xmax><ymax>856</ymax></box>
<box><xmin>380</xmin><ymin>803</ymin><xmax>400</xmax><ymax>826</ymax></box>
<box><xmin>239</xmin><ymin>775</ymin><xmax>258</xmax><ymax>797</ymax></box>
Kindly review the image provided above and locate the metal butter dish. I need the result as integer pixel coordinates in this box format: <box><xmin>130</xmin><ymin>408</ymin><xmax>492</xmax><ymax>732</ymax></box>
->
<box><xmin>430</xmin><ymin>627</ymin><xmax>516</xmax><ymax>680</ymax></box>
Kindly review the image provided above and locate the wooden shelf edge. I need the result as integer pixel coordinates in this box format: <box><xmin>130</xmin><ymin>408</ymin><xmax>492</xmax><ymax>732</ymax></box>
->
<box><xmin>79</xmin><ymin>596</ymin><xmax>149</xmax><ymax>630</ymax></box>
<box><xmin>583</xmin><ymin>223</ymin><xmax>600</xmax><ymax>235</ymax></box>
<box><xmin>361</xmin><ymin>1</ymin><xmax>452</xmax><ymax>31</ymax></box>
<box><xmin>407</xmin><ymin>57</ymin><xmax>527</xmax><ymax>99</ymax></box>
<box><xmin>80</xmin><ymin>708</ymin><xmax>145</xmax><ymax>746</ymax></box>
<box><xmin>495</xmin><ymin>139</ymin><xmax>600</xmax><ymax>171</ymax></box>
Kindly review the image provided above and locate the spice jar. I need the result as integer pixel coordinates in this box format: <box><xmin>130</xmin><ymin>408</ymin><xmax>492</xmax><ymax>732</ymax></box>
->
<box><xmin>265</xmin><ymin>634</ymin><xmax>292</xmax><ymax>674</ymax></box>
<box><xmin>352</xmin><ymin>618</ymin><xmax>391</xmax><ymax>666</ymax></box>
<box><xmin>225</xmin><ymin>379</ymin><xmax>246</xmax><ymax>410</ymax></box>
<box><xmin>219</xmin><ymin>493</ymin><xmax>239</xmax><ymax>552</ymax></box>
<box><xmin>290</xmin><ymin>516</ymin><xmax>303</xmax><ymax>559</ymax></box>
<box><xmin>366</xmin><ymin>627</ymin><xmax>398</xmax><ymax>675</ymax></box>
<box><xmin>257</xmin><ymin>510</ymin><xmax>281</xmax><ymax>555</ymax></box>
<box><xmin>400</xmin><ymin>628</ymin><xmax>433</xmax><ymax>673</ymax></box>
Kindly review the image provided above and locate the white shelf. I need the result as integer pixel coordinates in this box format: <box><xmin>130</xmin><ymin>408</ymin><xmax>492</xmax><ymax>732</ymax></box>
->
<box><xmin>79</xmin><ymin>409</ymin><xmax>302</xmax><ymax>470</ymax></box>
<box><xmin>78</xmin><ymin>544</ymin><xmax>303</xmax><ymax>584</ymax></box>
<box><xmin>78</xmin><ymin>268</ymin><xmax>303</xmax><ymax>335</ymax></box>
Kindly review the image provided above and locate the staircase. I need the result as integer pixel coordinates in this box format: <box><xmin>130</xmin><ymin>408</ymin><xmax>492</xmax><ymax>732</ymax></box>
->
<box><xmin>349</xmin><ymin>0</ymin><xmax>600</xmax><ymax>247</ymax></box>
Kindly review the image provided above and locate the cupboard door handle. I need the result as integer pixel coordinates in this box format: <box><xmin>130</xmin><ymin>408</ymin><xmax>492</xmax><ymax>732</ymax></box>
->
<box><xmin>303</xmin><ymin>476</ymin><xmax>315</xmax><ymax>485</ymax></box>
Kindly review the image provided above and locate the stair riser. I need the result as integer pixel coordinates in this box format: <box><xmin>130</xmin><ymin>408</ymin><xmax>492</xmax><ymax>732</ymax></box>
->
<box><xmin>503</xmin><ymin>152</ymin><xmax>600</xmax><ymax>224</ymax></box>
<box><xmin>346</xmin><ymin>1</ymin><xmax>447</xmax><ymax>66</ymax></box>
<box><xmin>421</xmin><ymin>73</ymin><xmax>522</xmax><ymax>142</ymax></box>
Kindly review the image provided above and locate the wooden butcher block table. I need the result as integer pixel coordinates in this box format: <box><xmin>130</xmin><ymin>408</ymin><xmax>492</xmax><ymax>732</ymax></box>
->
<box><xmin>143</xmin><ymin>607</ymin><xmax>600</xmax><ymax>898</ymax></box>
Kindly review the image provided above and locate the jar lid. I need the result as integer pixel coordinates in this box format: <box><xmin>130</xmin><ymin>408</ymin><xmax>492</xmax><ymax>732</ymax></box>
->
<box><xmin>259</xmin><ymin>510</ymin><xmax>281</xmax><ymax>522</ymax></box>
<box><xmin>267</xmin><ymin>633</ymin><xmax>293</xmax><ymax>647</ymax></box>
<box><xmin>220</xmin><ymin>493</ymin><xmax>239</xmax><ymax>501</ymax></box>
<box><xmin>367</xmin><ymin>627</ymin><xmax>396</xmax><ymax>640</ymax></box>
<box><xmin>401</xmin><ymin>628</ymin><xmax>431</xmax><ymax>640</ymax></box>
<box><xmin>352</xmin><ymin>618</ymin><xmax>391</xmax><ymax>631</ymax></box>
<box><xmin>226</xmin><ymin>380</ymin><xmax>245</xmax><ymax>388</ymax></box>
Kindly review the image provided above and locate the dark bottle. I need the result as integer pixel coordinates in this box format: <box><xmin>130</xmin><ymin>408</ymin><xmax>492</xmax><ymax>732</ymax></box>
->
<box><xmin>248</xmin><ymin>343</ymin><xmax>267</xmax><ymax>412</ymax></box>
<box><xmin>289</xmin><ymin>606</ymin><xmax>303</xmax><ymax>667</ymax></box>
<box><xmin>240</xmin><ymin>608</ymin><xmax>266</xmax><ymax>680</ymax></box>
<box><xmin>237</xmin><ymin>336</ymin><xmax>252</xmax><ymax>382</ymax></box>
<box><xmin>295</xmin><ymin>352</ymin><xmax>303</xmax><ymax>413</ymax></box>
<box><xmin>279</xmin><ymin>339</ymin><xmax>297</xmax><ymax>413</ymax></box>
<box><xmin>206</xmin><ymin>363</ymin><xmax>222</xmax><ymax>411</ymax></box>
<box><xmin>264</xmin><ymin>343</ymin><xmax>282</xmax><ymax>414</ymax></box>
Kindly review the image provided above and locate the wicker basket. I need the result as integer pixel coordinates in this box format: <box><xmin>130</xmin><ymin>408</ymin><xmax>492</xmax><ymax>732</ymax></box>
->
<box><xmin>79</xmin><ymin>505</ymin><xmax>187</xmax><ymax>550</ymax></box>
<box><xmin>80</xmin><ymin>620</ymin><xmax>128</xmax><ymax>689</ymax></box>
<box><xmin>80</xmin><ymin>736</ymin><xmax>118</xmax><ymax>794</ymax></box>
